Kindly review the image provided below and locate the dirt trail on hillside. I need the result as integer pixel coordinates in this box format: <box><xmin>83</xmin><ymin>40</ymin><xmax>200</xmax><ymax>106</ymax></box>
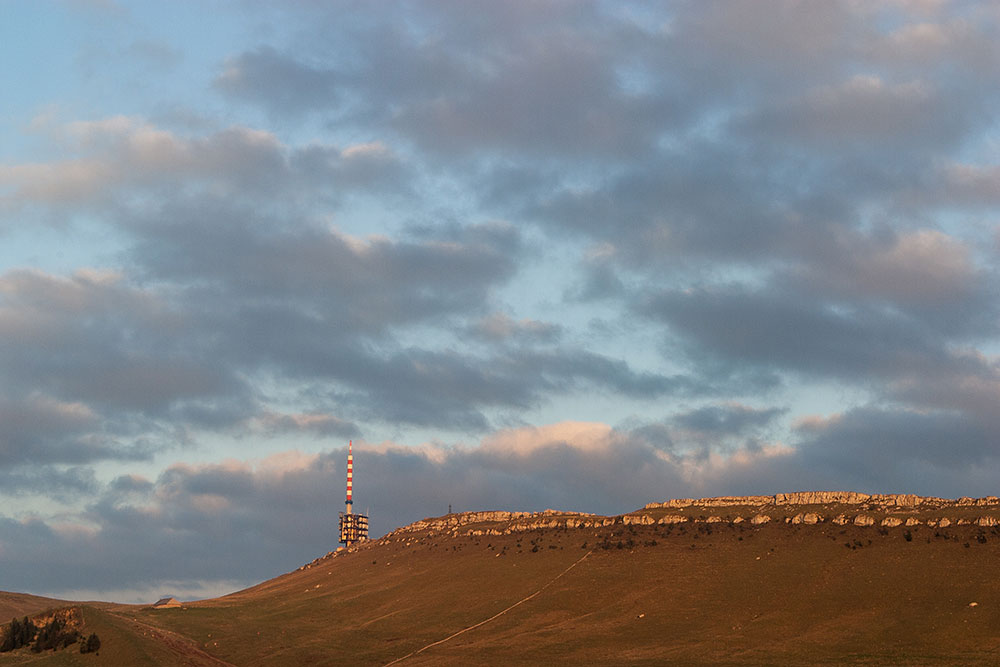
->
<box><xmin>111</xmin><ymin>613</ymin><xmax>236</xmax><ymax>666</ymax></box>
<box><xmin>384</xmin><ymin>549</ymin><xmax>594</xmax><ymax>666</ymax></box>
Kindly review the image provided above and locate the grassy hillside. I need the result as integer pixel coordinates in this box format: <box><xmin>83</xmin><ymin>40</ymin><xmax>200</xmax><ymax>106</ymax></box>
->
<box><xmin>0</xmin><ymin>593</ymin><xmax>69</xmax><ymax>624</ymax></box>
<box><xmin>7</xmin><ymin>498</ymin><xmax>1000</xmax><ymax>665</ymax></box>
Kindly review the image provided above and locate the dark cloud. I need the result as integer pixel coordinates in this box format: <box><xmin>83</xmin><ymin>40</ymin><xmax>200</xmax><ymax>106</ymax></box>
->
<box><xmin>129</xmin><ymin>202</ymin><xmax>518</xmax><ymax>336</ymax></box>
<box><xmin>254</xmin><ymin>412</ymin><xmax>359</xmax><ymax>439</ymax></box>
<box><xmin>322</xmin><ymin>346</ymin><xmax>690</xmax><ymax>432</ymax></box>
<box><xmin>213</xmin><ymin>3</ymin><xmax>678</xmax><ymax>160</ymax></box>
<box><xmin>794</xmin><ymin>406</ymin><xmax>1000</xmax><ymax>492</ymax></box>
<box><xmin>671</xmin><ymin>404</ymin><xmax>787</xmax><ymax>438</ymax></box>
<box><xmin>640</xmin><ymin>283</ymin><xmax>942</xmax><ymax>380</ymax></box>
<box><xmin>0</xmin><ymin>466</ymin><xmax>99</xmax><ymax>499</ymax></box>
<box><xmin>0</xmin><ymin>268</ymin><xmax>253</xmax><ymax>434</ymax></box>
<box><xmin>214</xmin><ymin>46</ymin><xmax>343</xmax><ymax>116</ymax></box>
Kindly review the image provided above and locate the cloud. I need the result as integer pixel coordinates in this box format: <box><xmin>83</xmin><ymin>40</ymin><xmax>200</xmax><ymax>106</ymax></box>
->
<box><xmin>793</xmin><ymin>406</ymin><xmax>1000</xmax><ymax>491</ymax></box>
<box><xmin>215</xmin><ymin>46</ymin><xmax>343</xmax><ymax>117</ymax></box>
<box><xmin>739</xmin><ymin>75</ymin><xmax>961</xmax><ymax>156</ymax></box>
<box><xmin>252</xmin><ymin>412</ymin><xmax>359</xmax><ymax>439</ymax></box>
<box><xmin>804</xmin><ymin>229</ymin><xmax>978</xmax><ymax>306</ymax></box>
<box><xmin>466</xmin><ymin>313</ymin><xmax>562</xmax><ymax>344</ymax></box>
<box><xmin>1</xmin><ymin>117</ymin><xmax>408</xmax><ymax>212</ymax></box>
<box><xmin>0</xmin><ymin>466</ymin><xmax>99</xmax><ymax>500</ymax></box>
<box><xmin>671</xmin><ymin>403</ymin><xmax>787</xmax><ymax>439</ymax></box>
<box><xmin>214</xmin><ymin>3</ymin><xmax>671</xmax><ymax>159</ymax></box>
<box><xmin>0</xmin><ymin>268</ymin><xmax>247</xmax><ymax>417</ymax></box>
<box><xmin>640</xmin><ymin>283</ymin><xmax>939</xmax><ymax>380</ymax></box>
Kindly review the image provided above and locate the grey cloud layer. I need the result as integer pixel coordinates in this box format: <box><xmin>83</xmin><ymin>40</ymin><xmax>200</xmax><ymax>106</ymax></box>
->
<box><xmin>217</xmin><ymin>0</ymin><xmax>1000</xmax><ymax>487</ymax></box>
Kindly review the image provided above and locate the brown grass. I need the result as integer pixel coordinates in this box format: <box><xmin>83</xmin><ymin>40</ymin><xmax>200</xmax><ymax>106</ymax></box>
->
<box><xmin>7</xmin><ymin>505</ymin><xmax>1000</xmax><ymax>665</ymax></box>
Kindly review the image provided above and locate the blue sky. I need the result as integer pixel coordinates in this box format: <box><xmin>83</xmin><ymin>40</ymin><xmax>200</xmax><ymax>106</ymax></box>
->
<box><xmin>3</xmin><ymin>0</ymin><xmax>1000</xmax><ymax>603</ymax></box>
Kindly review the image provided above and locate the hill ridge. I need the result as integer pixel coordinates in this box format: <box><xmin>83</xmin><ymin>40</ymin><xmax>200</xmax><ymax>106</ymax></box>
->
<box><xmin>9</xmin><ymin>490</ymin><xmax>1000</xmax><ymax>664</ymax></box>
<box><xmin>646</xmin><ymin>490</ymin><xmax>1000</xmax><ymax>508</ymax></box>
<box><xmin>293</xmin><ymin>491</ymin><xmax>1000</xmax><ymax>571</ymax></box>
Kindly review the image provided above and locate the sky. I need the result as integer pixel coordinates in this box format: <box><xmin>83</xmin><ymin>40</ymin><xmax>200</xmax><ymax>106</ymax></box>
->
<box><xmin>2</xmin><ymin>0</ymin><xmax>1000</xmax><ymax>603</ymax></box>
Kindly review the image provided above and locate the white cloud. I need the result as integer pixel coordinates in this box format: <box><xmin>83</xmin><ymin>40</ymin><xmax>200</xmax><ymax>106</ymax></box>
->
<box><xmin>480</xmin><ymin>421</ymin><xmax>615</xmax><ymax>456</ymax></box>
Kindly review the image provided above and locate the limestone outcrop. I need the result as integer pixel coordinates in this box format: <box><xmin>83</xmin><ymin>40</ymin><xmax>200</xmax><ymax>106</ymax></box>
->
<box><xmin>372</xmin><ymin>492</ymin><xmax>1000</xmax><ymax>549</ymax></box>
<box><xmin>645</xmin><ymin>491</ymin><xmax>998</xmax><ymax>511</ymax></box>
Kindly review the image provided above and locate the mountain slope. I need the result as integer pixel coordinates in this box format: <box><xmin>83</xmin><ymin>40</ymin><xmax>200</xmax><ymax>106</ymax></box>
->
<box><xmin>0</xmin><ymin>592</ymin><xmax>69</xmax><ymax>622</ymax></box>
<box><xmin>7</xmin><ymin>494</ymin><xmax>1000</xmax><ymax>665</ymax></box>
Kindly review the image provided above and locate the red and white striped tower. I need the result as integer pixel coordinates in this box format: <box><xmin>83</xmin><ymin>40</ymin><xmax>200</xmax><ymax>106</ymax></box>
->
<box><xmin>345</xmin><ymin>439</ymin><xmax>354</xmax><ymax>512</ymax></box>
<box><xmin>338</xmin><ymin>439</ymin><xmax>368</xmax><ymax>547</ymax></box>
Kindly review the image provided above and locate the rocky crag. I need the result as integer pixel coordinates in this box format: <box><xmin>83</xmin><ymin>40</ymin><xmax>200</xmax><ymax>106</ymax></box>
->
<box><xmin>295</xmin><ymin>492</ymin><xmax>1000</xmax><ymax>569</ymax></box>
<box><xmin>646</xmin><ymin>491</ymin><xmax>1000</xmax><ymax>509</ymax></box>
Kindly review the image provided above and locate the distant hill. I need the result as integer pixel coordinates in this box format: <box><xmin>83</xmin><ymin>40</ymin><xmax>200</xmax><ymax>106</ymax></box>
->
<box><xmin>0</xmin><ymin>591</ymin><xmax>71</xmax><ymax>622</ymax></box>
<box><xmin>5</xmin><ymin>493</ymin><xmax>1000</xmax><ymax>665</ymax></box>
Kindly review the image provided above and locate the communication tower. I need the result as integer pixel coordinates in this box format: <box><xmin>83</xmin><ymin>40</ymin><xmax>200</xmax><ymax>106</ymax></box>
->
<box><xmin>338</xmin><ymin>440</ymin><xmax>369</xmax><ymax>547</ymax></box>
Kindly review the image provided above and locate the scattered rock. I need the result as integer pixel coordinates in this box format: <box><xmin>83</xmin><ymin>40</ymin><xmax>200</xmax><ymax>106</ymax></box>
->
<box><xmin>647</xmin><ymin>496</ymin><xmax>773</xmax><ymax>509</ymax></box>
<box><xmin>380</xmin><ymin>494</ymin><xmax>1000</xmax><ymax>550</ymax></box>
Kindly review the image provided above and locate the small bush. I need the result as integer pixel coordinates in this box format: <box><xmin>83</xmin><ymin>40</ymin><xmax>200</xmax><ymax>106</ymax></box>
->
<box><xmin>1</xmin><ymin>617</ymin><xmax>37</xmax><ymax>652</ymax></box>
<box><xmin>80</xmin><ymin>633</ymin><xmax>101</xmax><ymax>655</ymax></box>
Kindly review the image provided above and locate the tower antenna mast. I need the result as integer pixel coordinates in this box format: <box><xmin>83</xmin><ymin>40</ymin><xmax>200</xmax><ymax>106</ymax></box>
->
<box><xmin>338</xmin><ymin>440</ymin><xmax>369</xmax><ymax>547</ymax></box>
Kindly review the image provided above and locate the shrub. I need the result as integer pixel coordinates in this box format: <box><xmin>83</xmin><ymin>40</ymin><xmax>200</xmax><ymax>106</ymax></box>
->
<box><xmin>29</xmin><ymin>618</ymin><xmax>79</xmax><ymax>654</ymax></box>
<box><xmin>80</xmin><ymin>633</ymin><xmax>101</xmax><ymax>654</ymax></box>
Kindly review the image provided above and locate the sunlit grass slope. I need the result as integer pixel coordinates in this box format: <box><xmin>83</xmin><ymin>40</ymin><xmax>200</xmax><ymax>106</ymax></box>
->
<box><xmin>7</xmin><ymin>500</ymin><xmax>1000</xmax><ymax>665</ymax></box>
